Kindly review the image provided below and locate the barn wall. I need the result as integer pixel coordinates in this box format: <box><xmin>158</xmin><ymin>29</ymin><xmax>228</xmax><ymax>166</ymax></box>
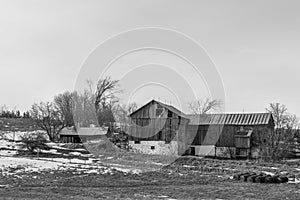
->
<box><xmin>130</xmin><ymin>101</ymin><xmax>168</xmax><ymax>119</ymax></box>
<box><xmin>187</xmin><ymin>145</ymin><xmax>236</xmax><ymax>158</ymax></box>
<box><xmin>188</xmin><ymin>124</ymin><xmax>272</xmax><ymax>147</ymax></box>
<box><xmin>128</xmin><ymin>101</ymin><xmax>190</xmax><ymax>152</ymax></box>
<box><xmin>187</xmin><ymin>145</ymin><xmax>261</xmax><ymax>158</ymax></box>
<box><xmin>128</xmin><ymin>120</ymin><xmax>190</xmax><ymax>155</ymax></box>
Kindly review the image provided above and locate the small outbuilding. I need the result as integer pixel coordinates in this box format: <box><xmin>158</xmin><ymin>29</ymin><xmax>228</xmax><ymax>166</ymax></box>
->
<box><xmin>59</xmin><ymin>126</ymin><xmax>108</xmax><ymax>143</ymax></box>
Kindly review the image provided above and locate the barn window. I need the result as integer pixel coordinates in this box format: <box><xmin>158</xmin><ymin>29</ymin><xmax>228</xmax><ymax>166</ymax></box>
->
<box><xmin>167</xmin><ymin>110</ymin><xmax>172</xmax><ymax>118</ymax></box>
<box><xmin>190</xmin><ymin>147</ymin><xmax>196</xmax><ymax>155</ymax></box>
<box><xmin>134</xmin><ymin>141</ymin><xmax>140</xmax><ymax>144</ymax></box>
<box><xmin>151</xmin><ymin>146</ymin><xmax>155</xmax><ymax>150</ymax></box>
<box><xmin>156</xmin><ymin>108</ymin><xmax>163</xmax><ymax>117</ymax></box>
<box><xmin>157</xmin><ymin>131</ymin><xmax>162</xmax><ymax>140</ymax></box>
<box><xmin>178</xmin><ymin>116</ymin><xmax>181</xmax><ymax>124</ymax></box>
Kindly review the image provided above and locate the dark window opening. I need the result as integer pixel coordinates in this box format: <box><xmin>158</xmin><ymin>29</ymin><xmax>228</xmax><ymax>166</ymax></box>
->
<box><xmin>134</xmin><ymin>141</ymin><xmax>140</xmax><ymax>144</ymax></box>
<box><xmin>156</xmin><ymin>108</ymin><xmax>163</xmax><ymax>117</ymax></box>
<box><xmin>151</xmin><ymin>146</ymin><xmax>155</xmax><ymax>150</ymax></box>
<box><xmin>178</xmin><ymin>116</ymin><xmax>181</xmax><ymax>125</ymax></box>
<box><xmin>190</xmin><ymin>147</ymin><xmax>195</xmax><ymax>155</ymax></box>
<box><xmin>158</xmin><ymin>131</ymin><xmax>162</xmax><ymax>140</ymax></box>
<box><xmin>168</xmin><ymin>110</ymin><xmax>173</xmax><ymax>118</ymax></box>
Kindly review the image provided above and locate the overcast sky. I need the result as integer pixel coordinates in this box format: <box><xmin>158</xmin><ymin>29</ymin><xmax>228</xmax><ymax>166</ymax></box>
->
<box><xmin>1</xmin><ymin>0</ymin><xmax>300</xmax><ymax>116</ymax></box>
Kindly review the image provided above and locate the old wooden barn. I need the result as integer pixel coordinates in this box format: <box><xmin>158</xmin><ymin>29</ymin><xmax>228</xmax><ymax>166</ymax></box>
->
<box><xmin>127</xmin><ymin>100</ymin><xmax>274</xmax><ymax>158</ymax></box>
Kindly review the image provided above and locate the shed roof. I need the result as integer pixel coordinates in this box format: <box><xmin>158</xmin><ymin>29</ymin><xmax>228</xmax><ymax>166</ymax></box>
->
<box><xmin>187</xmin><ymin>113</ymin><xmax>273</xmax><ymax>126</ymax></box>
<box><xmin>60</xmin><ymin>127</ymin><xmax>108</xmax><ymax>136</ymax></box>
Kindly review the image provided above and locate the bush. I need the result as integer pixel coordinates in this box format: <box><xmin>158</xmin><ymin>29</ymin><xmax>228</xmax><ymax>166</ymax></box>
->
<box><xmin>19</xmin><ymin>132</ymin><xmax>48</xmax><ymax>153</ymax></box>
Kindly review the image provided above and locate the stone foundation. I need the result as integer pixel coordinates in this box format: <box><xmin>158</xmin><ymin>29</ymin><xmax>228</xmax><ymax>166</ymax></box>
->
<box><xmin>129</xmin><ymin>141</ymin><xmax>179</xmax><ymax>156</ymax></box>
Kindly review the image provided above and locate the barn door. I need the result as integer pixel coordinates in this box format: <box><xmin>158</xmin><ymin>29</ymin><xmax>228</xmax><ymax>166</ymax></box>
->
<box><xmin>190</xmin><ymin>147</ymin><xmax>195</xmax><ymax>155</ymax></box>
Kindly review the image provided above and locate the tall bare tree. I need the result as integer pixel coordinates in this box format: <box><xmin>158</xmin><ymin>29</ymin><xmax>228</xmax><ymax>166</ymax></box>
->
<box><xmin>94</xmin><ymin>76</ymin><xmax>120</xmax><ymax>112</ymax></box>
<box><xmin>113</xmin><ymin>102</ymin><xmax>138</xmax><ymax>130</ymax></box>
<box><xmin>263</xmin><ymin>103</ymin><xmax>299</xmax><ymax>161</ymax></box>
<box><xmin>72</xmin><ymin>89</ymin><xmax>98</xmax><ymax>127</ymax></box>
<box><xmin>94</xmin><ymin>76</ymin><xmax>121</xmax><ymax>126</ymax></box>
<box><xmin>54</xmin><ymin>91</ymin><xmax>74</xmax><ymax>127</ymax></box>
<box><xmin>188</xmin><ymin>98</ymin><xmax>222</xmax><ymax>114</ymax></box>
<box><xmin>127</xmin><ymin>102</ymin><xmax>138</xmax><ymax>114</ymax></box>
<box><xmin>30</xmin><ymin>101</ymin><xmax>65</xmax><ymax>141</ymax></box>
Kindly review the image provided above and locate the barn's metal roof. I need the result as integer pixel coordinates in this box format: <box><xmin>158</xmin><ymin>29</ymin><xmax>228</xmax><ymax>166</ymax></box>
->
<box><xmin>187</xmin><ymin>113</ymin><xmax>273</xmax><ymax>126</ymax></box>
<box><xmin>60</xmin><ymin>127</ymin><xmax>108</xmax><ymax>136</ymax></box>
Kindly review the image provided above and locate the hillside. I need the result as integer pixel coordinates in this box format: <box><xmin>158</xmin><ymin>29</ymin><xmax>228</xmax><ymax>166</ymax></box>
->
<box><xmin>0</xmin><ymin>118</ymin><xmax>38</xmax><ymax>132</ymax></box>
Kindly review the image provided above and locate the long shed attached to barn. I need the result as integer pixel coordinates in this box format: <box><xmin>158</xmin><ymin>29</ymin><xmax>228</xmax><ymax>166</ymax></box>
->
<box><xmin>186</xmin><ymin>113</ymin><xmax>274</xmax><ymax>158</ymax></box>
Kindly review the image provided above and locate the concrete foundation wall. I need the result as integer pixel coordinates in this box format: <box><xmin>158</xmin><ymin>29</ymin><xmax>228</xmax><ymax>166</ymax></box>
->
<box><xmin>189</xmin><ymin>145</ymin><xmax>260</xmax><ymax>159</ymax></box>
<box><xmin>129</xmin><ymin>141</ymin><xmax>179</xmax><ymax>156</ymax></box>
<box><xmin>188</xmin><ymin>145</ymin><xmax>236</xmax><ymax>158</ymax></box>
<box><xmin>129</xmin><ymin>141</ymin><xmax>261</xmax><ymax>159</ymax></box>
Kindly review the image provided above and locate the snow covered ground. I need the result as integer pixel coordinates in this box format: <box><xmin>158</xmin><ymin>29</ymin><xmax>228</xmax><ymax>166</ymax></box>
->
<box><xmin>0</xmin><ymin>131</ymin><xmax>299</xmax><ymax>183</ymax></box>
<box><xmin>0</xmin><ymin>131</ymin><xmax>142</xmax><ymax>177</ymax></box>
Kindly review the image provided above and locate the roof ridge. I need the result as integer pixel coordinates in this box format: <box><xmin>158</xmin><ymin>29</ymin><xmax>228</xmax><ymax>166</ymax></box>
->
<box><xmin>186</xmin><ymin>112</ymin><xmax>271</xmax><ymax>116</ymax></box>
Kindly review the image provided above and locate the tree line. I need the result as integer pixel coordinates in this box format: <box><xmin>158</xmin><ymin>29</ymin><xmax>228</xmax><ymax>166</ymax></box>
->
<box><xmin>0</xmin><ymin>105</ymin><xmax>31</xmax><ymax>119</ymax></box>
<box><xmin>28</xmin><ymin>76</ymin><xmax>133</xmax><ymax>142</ymax></box>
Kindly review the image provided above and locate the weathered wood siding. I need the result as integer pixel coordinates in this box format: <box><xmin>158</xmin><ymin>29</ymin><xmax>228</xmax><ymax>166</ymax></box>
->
<box><xmin>128</xmin><ymin>100</ymin><xmax>275</xmax><ymax>156</ymax></box>
<box><xmin>189</xmin><ymin>124</ymin><xmax>273</xmax><ymax>148</ymax></box>
<box><xmin>127</xmin><ymin>101</ymin><xmax>190</xmax><ymax>155</ymax></box>
<box><xmin>235</xmin><ymin>136</ymin><xmax>250</xmax><ymax>148</ymax></box>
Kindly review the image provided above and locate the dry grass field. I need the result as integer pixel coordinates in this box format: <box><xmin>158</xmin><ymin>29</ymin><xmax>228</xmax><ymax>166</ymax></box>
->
<box><xmin>0</xmin><ymin>132</ymin><xmax>300</xmax><ymax>199</ymax></box>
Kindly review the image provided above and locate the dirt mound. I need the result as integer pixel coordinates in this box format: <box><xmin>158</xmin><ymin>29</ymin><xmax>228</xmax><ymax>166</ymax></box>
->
<box><xmin>84</xmin><ymin>136</ymin><xmax>119</xmax><ymax>156</ymax></box>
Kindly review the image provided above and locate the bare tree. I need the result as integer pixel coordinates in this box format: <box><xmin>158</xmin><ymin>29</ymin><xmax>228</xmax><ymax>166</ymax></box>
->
<box><xmin>263</xmin><ymin>103</ymin><xmax>299</xmax><ymax>161</ymax></box>
<box><xmin>266</xmin><ymin>103</ymin><xmax>288</xmax><ymax>129</ymax></box>
<box><xmin>188</xmin><ymin>98</ymin><xmax>222</xmax><ymax>114</ymax></box>
<box><xmin>0</xmin><ymin>105</ymin><xmax>8</xmax><ymax>113</ymax></box>
<box><xmin>30</xmin><ymin>101</ymin><xmax>65</xmax><ymax>141</ymax></box>
<box><xmin>127</xmin><ymin>102</ymin><xmax>138</xmax><ymax>114</ymax></box>
<box><xmin>97</xmin><ymin>100</ymin><xmax>116</xmax><ymax>127</ymax></box>
<box><xmin>54</xmin><ymin>91</ymin><xmax>74</xmax><ymax>127</ymax></box>
<box><xmin>94</xmin><ymin>76</ymin><xmax>121</xmax><ymax>126</ymax></box>
<box><xmin>94</xmin><ymin>76</ymin><xmax>120</xmax><ymax>113</ymax></box>
<box><xmin>113</xmin><ymin>102</ymin><xmax>138</xmax><ymax>130</ymax></box>
<box><xmin>72</xmin><ymin>90</ymin><xmax>98</xmax><ymax>127</ymax></box>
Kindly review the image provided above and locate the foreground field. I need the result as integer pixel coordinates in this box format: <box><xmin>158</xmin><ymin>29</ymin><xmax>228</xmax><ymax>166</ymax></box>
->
<box><xmin>0</xmin><ymin>132</ymin><xmax>300</xmax><ymax>199</ymax></box>
<box><xmin>1</xmin><ymin>165</ymin><xmax>300</xmax><ymax>200</ymax></box>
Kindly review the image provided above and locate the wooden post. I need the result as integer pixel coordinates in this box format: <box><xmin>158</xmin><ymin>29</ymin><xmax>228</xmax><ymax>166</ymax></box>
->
<box><xmin>214</xmin><ymin>146</ymin><xmax>217</xmax><ymax>158</ymax></box>
<box><xmin>37</xmin><ymin>148</ymin><xmax>40</xmax><ymax>160</ymax></box>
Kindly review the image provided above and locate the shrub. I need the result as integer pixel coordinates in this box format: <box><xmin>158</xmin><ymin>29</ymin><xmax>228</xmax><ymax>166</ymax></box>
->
<box><xmin>19</xmin><ymin>132</ymin><xmax>48</xmax><ymax>153</ymax></box>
